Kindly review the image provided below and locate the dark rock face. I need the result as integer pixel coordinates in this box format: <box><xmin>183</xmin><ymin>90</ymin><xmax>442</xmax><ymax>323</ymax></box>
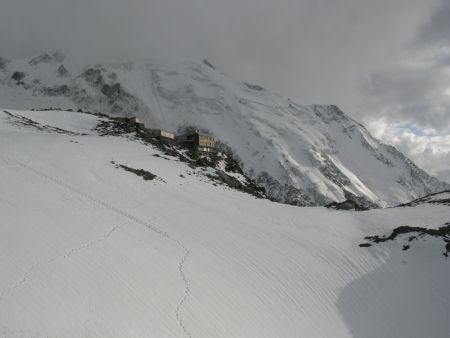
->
<box><xmin>312</xmin><ymin>105</ymin><xmax>343</xmax><ymax>124</ymax></box>
<box><xmin>83</xmin><ymin>68</ymin><xmax>104</xmax><ymax>86</ymax></box>
<box><xmin>29</xmin><ymin>53</ymin><xmax>53</xmax><ymax>66</ymax></box>
<box><xmin>41</xmin><ymin>85</ymin><xmax>70</xmax><ymax>96</ymax></box>
<box><xmin>28</xmin><ymin>52</ymin><xmax>64</xmax><ymax>66</ymax></box>
<box><xmin>79</xmin><ymin>67</ymin><xmax>150</xmax><ymax>116</ymax></box>
<box><xmin>362</xmin><ymin>223</ymin><xmax>450</xmax><ymax>257</ymax></box>
<box><xmin>213</xmin><ymin>170</ymin><xmax>266</xmax><ymax>198</ymax></box>
<box><xmin>343</xmin><ymin>191</ymin><xmax>379</xmax><ymax>209</ymax></box>
<box><xmin>11</xmin><ymin>71</ymin><xmax>26</xmax><ymax>84</ymax></box>
<box><xmin>244</xmin><ymin>82</ymin><xmax>265</xmax><ymax>91</ymax></box>
<box><xmin>255</xmin><ymin>173</ymin><xmax>314</xmax><ymax>206</ymax></box>
<box><xmin>203</xmin><ymin>59</ymin><xmax>215</xmax><ymax>69</ymax></box>
<box><xmin>312</xmin><ymin>151</ymin><xmax>351</xmax><ymax>188</ymax></box>
<box><xmin>326</xmin><ymin>191</ymin><xmax>378</xmax><ymax>211</ymax></box>
<box><xmin>101</xmin><ymin>83</ymin><xmax>121</xmax><ymax>99</ymax></box>
<box><xmin>112</xmin><ymin>161</ymin><xmax>158</xmax><ymax>181</ymax></box>
<box><xmin>326</xmin><ymin>200</ymin><xmax>368</xmax><ymax>211</ymax></box>
<box><xmin>57</xmin><ymin>64</ymin><xmax>69</xmax><ymax>77</ymax></box>
<box><xmin>94</xmin><ymin>116</ymin><xmax>140</xmax><ymax>136</ymax></box>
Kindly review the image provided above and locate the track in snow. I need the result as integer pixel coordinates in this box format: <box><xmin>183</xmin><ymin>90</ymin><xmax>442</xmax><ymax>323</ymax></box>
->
<box><xmin>2</xmin><ymin>155</ymin><xmax>193</xmax><ymax>338</ymax></box>
<box><xmin>0</xmin><ymin>225</ymin><xmax>120</xmax><ymax>303</ymax></box>
<box><xmin>0</xmin><ymin>265</ymin><xmax>35</xmax><ymax>303</ymax></box>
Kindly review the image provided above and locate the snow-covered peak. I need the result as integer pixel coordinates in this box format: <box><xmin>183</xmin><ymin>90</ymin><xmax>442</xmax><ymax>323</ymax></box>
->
<box><xmin>0</xmin><ymin>54</ymin><xmax>448</xmax><ymax>206</ymax></box>
<box><xmin>28</xmin><ymin>51</ymin><xmax>65</xmax><ymax>66</ymax></box>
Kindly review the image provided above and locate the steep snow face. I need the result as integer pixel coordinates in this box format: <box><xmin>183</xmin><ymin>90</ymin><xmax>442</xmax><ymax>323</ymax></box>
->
<box><xmin>0</xmin><ymin>53</ymin><xmax>448</xmax><ymax>206</ymax></box>
<box><xmin>1</xmin><ymin>109</ymin><xmax>450</xmax><ymax>338</ymax></box>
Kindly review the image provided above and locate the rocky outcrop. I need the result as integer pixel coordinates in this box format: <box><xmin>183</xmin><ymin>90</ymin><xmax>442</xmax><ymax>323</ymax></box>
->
<box><xmin>244</xmin><ymin>82</ymin><xmax>265</xmax><ymax>91</ymax></box>
<box><xmin>11</xmin><ymin>71</ymin><xmax>26</xmax><ymax>85</ymax></box>
<box><xmin>397</xmin><ymin>190</ymin><xmax>450</xmax><ymax>207</ymax></box>
<box><xmin>57</xmin><ymin>64</ymin><xmax>69</xmax><ymax>77</ymax></box>
<box><xmin>361</xmin><ymin>223</ymin><xmax>450</xmax><ymax>257</ymax></box>
<box><xmin>101</xmin><ymin>83</ymin><xmax>122</xmax><ymax>99</ymax></box>
<box><xmin>326</xmin><ymin>200</ymin><xmax>367</xmax><ymax>211</ymax></box>
<box><xmin>41</xmin><ymin>85</ymin><xmax>70</xmax><ymax>96</ymax></box>
<box><xmin>29</xmin><ymin>52</ymin><xmax>64</xmax><ymax>66</ymax></box>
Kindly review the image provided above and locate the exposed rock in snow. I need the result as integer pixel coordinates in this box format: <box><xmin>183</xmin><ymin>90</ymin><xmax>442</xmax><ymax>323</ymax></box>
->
<box><xmin>397</xmin><ymin>190</ymin><xmax>450</xmax><ymax>207</ymax></box>
<box><xmin>363</xmin><ymin>223</ymin><xmax>450</xmax><ymax>257</ymax></box>
<box><xmin>11</xmin><ymin>71</ymin><xmax>26</xmax><ymax>85</ymax></box>
<box><xmin>57</xmin><ymin>64</ymin><xmax>69</xmax><ymax>77</ymax></box>
<box><xmin>28</xmin><ymin>51</ymin><xmax>65</xmax><ymax>67</ymax></box>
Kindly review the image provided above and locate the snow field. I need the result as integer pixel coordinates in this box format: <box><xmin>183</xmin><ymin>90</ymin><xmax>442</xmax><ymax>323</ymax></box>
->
<box><xmin>0</xmin><ymin>110</ymin><xmax>449</xmax><ymax>337</ymax></box>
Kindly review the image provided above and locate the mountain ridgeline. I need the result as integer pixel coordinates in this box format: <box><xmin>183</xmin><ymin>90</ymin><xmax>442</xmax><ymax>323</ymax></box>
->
<box><xmin>0</xmin><ymin>52</ymin><xmax>448</xmax><ymax>206</ymax></box>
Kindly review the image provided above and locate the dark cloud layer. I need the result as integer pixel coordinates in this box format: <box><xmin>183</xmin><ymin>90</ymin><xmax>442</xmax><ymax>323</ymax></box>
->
<box><xmin>0</xmin><ymin>0</ymin><xmax>449</xmax><ymax>175</ymax></box>
<box><xmin>354</xmin><ymin>0</ymin><xmax>450</xmax><ymax>179</ymax></box>
<box><xmin>417</xmin><ymin>0</ymin><xmax>450</xmax><ymax>46</ymax></box>
<box><xmin>0</xmin><ymin>0</ymin><xmax>437</xmax><ymax>100</ymax></box>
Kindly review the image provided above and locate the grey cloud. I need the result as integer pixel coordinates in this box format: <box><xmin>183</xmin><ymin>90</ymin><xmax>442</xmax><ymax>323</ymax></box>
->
<box><xmin>359</xmin><ymin>52</ymin><xmax>450</xmax><ymax>134</ymax></box>
<box><xmin>0</xmin><ymin>0</ymin><xmax>438</xmax><ymax>103</ymax></box>
<box><xmin>350</xmin><ymin>0</ymin><xmax>450</xmax><ymax>171</ymax></box>
<box><xmin>416</xmin><ymin>0</ymin><xmax>450</xmax><ymax>46</ymax></box>
<box><xmin>382</xmin><ymin>129</ymin><xmax>450</xmax><ymax>176</ymax></box>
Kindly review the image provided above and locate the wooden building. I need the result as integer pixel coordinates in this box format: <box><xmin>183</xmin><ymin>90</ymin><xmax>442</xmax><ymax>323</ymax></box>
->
<box><xmin>129</xmin><ymin>117</ymin><xmax>140</xmax><ymax>124</ymax></box>
<box><xmin>176</xmin><ymin>131</ymin><xmax>215</xmax><ymax>154</ymax></box>
<box><xmin>146</xmin><ymin>129</ymin><xmax>176</xmax><ymax>146</ymax></box>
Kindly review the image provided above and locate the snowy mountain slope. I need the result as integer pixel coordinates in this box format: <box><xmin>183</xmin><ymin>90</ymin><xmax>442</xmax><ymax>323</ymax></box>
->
<box><xmin>1</xmin><ymin>109</ymin><xmax>449</xmax><ymax>337</ymax></box>
<box><xmin>0</xmin><ymin>52</ymin><xmax>448</xmax><ymax>206</ymax></box>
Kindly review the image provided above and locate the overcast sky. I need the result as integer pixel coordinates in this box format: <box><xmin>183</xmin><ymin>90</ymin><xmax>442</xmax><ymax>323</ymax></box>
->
<box><xmin>1</xmin><ymin>0</ymin><xmax>449</xmax><ymax>179</ymax></box>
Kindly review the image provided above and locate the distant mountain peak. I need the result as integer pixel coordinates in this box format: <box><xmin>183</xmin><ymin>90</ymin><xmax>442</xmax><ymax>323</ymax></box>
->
<box><xmin>28</xmin><ymin>51</ymin><xmax>65</xmax><ymax>66</ymax></box>
<box><xmin>0</xmin><ymin>54</ymin><xmax>448</xmax><ymax>206</ymax></box>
